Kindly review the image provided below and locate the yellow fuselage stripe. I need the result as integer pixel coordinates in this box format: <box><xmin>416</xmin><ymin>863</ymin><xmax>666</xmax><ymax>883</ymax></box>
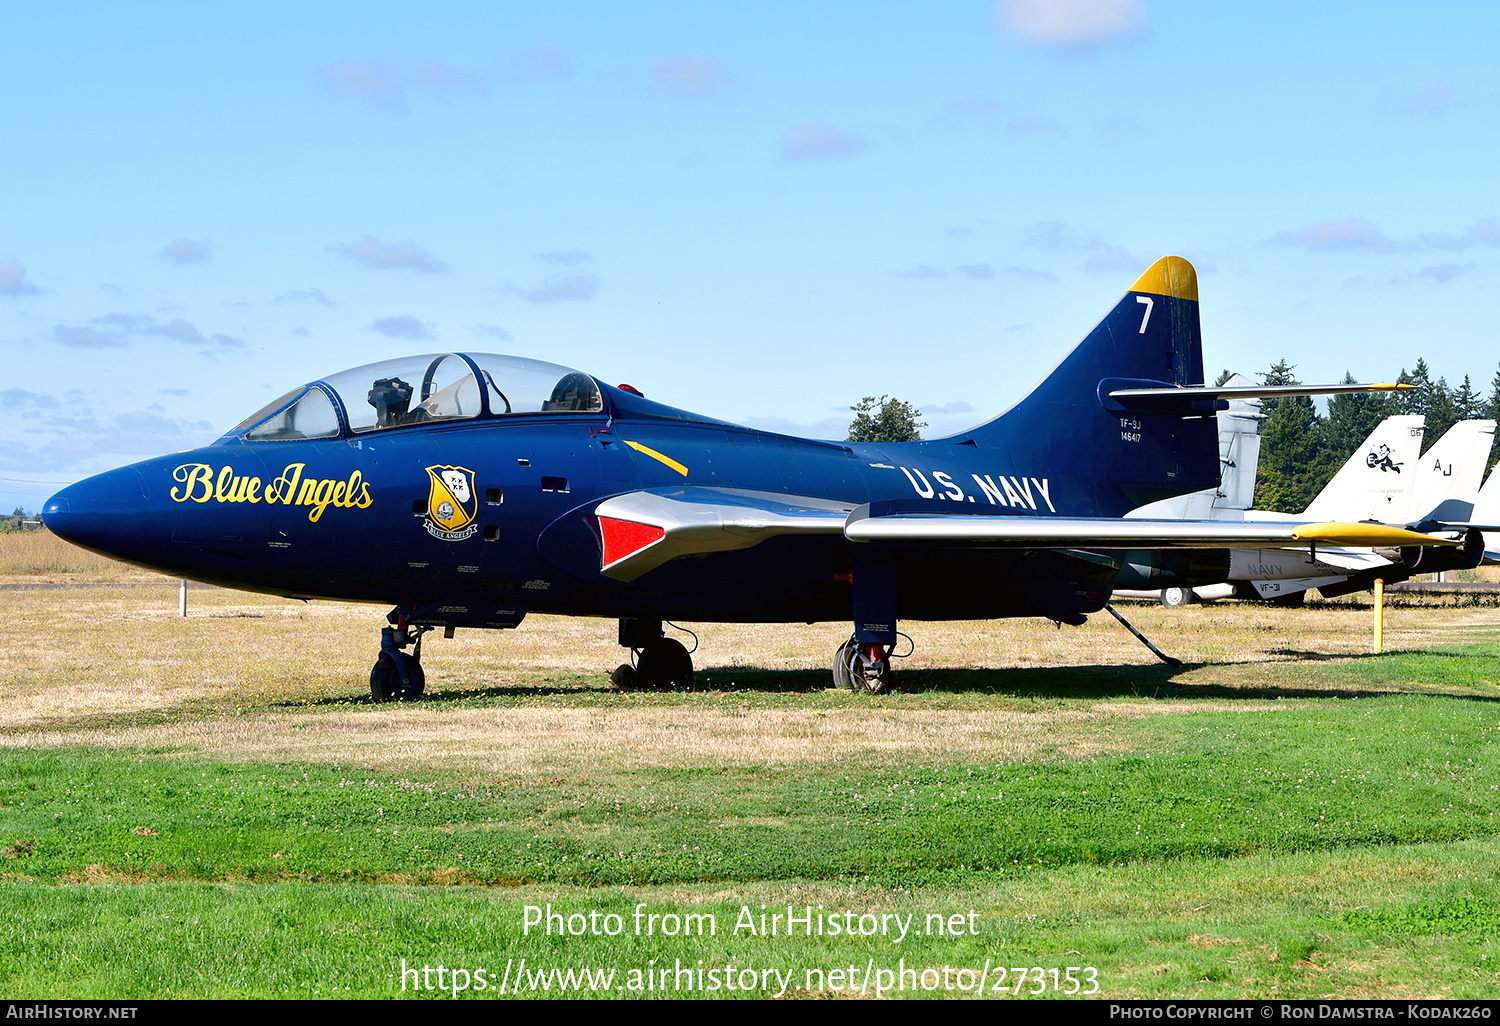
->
<box><xmin>624</xmin><ymin>440</ymin><xmax>689</xmax><ymax>476</ymax></box>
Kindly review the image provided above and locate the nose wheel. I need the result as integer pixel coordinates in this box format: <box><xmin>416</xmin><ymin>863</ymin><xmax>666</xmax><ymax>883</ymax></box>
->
<box><xmin>371</xmin><ymin>617</ymin><xmax>429</xmax><ymax>702</ymax></box>
<box><xmin>834</xmin><ymin>638</ymin><xmax>890</xmax><ymax>694</ymax></box>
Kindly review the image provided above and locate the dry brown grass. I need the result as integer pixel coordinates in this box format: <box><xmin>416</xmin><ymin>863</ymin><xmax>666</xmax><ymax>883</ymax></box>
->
<box><xmin>1</xmin><ymin>698</ymin><xmax>1296</xmax><ymax>775</ymax></box>
<box><xmin>2</xmin><ymin>580</ymin><xmax>1496</xmax><ymax>776</ymax></box>
<box><xmin>0</xmin><ymin>529</ymin><xmax>167</xmax><ymax>582</ymax></box>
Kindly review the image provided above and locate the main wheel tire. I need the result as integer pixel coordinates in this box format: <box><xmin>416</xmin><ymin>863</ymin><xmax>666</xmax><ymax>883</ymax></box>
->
<box><xmin>1160</xmin><ymin>586</ymin><xmax>1194</xmax><ymax>609</ymax></box>
<box><xmin>635</xmin><ymin>638</ymin><xmax>693</xmax><ymax>689</ymax></box>
<box><xmin>832</xmin><ymin>639</ymin><xmax>857</xmax><ymax>691</ymax></box>
<box><xmin>370</xmin><ymin>653</ymin><xmax>425</xmax><ymax>702</ymax></box>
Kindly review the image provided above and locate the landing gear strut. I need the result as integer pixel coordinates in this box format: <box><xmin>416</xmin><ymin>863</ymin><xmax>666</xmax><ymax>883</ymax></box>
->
<box><xmin>834</xmin><ymin>637</ymin><xmax>891</xmax><ymax>694</ymax></box>
<box><xmin>371</xmin><ymin>611</ymin><xmax>429</xmax><ymax>701</ymax></box>
<box><xmin>612</xmin><ymin>618</ymin><xmax>694</xmax><ymax>689</ymax></box>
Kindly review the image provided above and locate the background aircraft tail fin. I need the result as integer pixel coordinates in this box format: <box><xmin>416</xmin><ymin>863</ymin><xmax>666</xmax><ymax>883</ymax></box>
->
<box><xmin>958</xmin><ymin>255</ymin><xmax>1220</xmax><ymax>517</ymax></box>
<box><xmin>1301</xmin><ymin>415</ymin><xmax>1426</xmax><ymax>523</ymax></box>
<box><xmin>1408</xmin><ymin>419</ymin><xmax>1498</xmax><ymax>524</ymax></box>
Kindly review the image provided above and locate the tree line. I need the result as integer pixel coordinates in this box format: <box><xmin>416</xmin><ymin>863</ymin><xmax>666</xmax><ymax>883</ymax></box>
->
<box><xmin>1249</xmin><ymin>359</ymin><xmax>1500</xmax><ymax>514</ymax></box>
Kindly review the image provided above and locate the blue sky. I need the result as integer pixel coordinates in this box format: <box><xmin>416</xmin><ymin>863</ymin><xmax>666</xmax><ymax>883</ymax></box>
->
<box><xmin>4</xmin><ymin>1</ymin><xmax>1498</xmax><ymax>510</ymax></box>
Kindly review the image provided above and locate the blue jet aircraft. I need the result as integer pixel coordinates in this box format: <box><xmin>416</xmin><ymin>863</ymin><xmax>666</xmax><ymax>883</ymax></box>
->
<box><xmin>42</xmin><ymin>257</ymin><xmax>1450</xmax><ymax>697</ymax></box>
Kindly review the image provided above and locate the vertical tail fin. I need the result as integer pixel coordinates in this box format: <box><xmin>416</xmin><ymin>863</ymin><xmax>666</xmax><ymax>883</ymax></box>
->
<box><xmin>1409</xmin><ymin>419</ymin><xmax>1499</xmax><ymax>524</ymax></box>
<box><xmin>1302</xmin><ymin>415</ymin><xmax>1426</xmax><ymax>523</ymax></box>
<box><xmin>958</xmin><ymin>256</ymin><xmax>1219</xmax><ymax>517</ymax></box>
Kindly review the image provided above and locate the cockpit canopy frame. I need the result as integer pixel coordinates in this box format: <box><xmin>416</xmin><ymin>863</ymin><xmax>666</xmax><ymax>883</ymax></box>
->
<box><xmin>226</xmin><ymin>353</ymin><xmax>605</xmax><ymax>442</ymax></box>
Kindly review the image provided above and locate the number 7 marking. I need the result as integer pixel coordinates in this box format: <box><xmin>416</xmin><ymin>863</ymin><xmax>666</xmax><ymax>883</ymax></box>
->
<box><xmin>1136</xmin><ymin>295</ymin><xmax>1154</xmax><ymax>333</ymax></box>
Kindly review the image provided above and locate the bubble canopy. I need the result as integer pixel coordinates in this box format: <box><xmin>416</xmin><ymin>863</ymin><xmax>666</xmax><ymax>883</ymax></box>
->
<box><xmin>227</xmin><ymin>353</ymin><xmax>604</xmax><ymax>441</ymax></box>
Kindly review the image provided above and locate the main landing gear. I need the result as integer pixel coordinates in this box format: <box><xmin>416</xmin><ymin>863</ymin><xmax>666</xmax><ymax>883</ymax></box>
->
<box><xmin>611</xmin><ymin>618</ymin><xmax>694</xmax><ymax>690</ymax></box>
<box><xmin>832</xmin><ymin>638</ymin><xmax>892</xmax><ymax>694</ymax></box>
<box><xmin>370</xmin><ymin>611</ymin><xmax>429</xmax><ymax>702</ymax></box>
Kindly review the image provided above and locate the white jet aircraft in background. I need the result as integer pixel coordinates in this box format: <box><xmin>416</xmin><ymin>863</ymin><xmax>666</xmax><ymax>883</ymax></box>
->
<box><xmin>1130</xmin><ymin>417</ymin><xmax>1493</xmax><ymax>606</ymax></box>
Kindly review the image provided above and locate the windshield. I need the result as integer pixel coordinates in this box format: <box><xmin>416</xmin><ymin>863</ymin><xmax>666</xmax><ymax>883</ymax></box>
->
<box><xmin>231</xmin><ymin>385</ymin><xmax>341</xmax><ymax>440</ymax></box>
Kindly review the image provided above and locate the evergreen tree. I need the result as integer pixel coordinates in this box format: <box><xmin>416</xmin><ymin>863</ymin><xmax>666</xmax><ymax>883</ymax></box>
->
<box><xmin>1424</xmin><ymin>374</ymin><xmax>1459</xmax><ymax>445</ymax></box>
<box><xmin>1213</xmin><ymin>369</ymin><xmax>1234</xmax><ymax>387</ymax></box>
<box><xmin>1254</xmin><ymin>360</ymin><xmax>1325</xmax><ymax>513</ymax></box>
<box><xmin>1488</xmin><ymin>362</ymin><xmax>1500</xmax><ymax>476</ymax></box>
<box><xmin>1394</xmin><ymin>366</ymin><xmax>1422</xmax><ymax>417</ymax></box>
<box><xmin>847</xmin><ymin>396</ymin><xmax>926</xmax><ymax>443</ymax></box>
<box><xmin>1321</xmin><ymin>371</ymin><xmax>1393</xmax><ymax>461</ymax></box>
<box><xmin>1453</xmin><ymin>375</ymin><xmax>1480</xmax><ymax>420</ymax></box>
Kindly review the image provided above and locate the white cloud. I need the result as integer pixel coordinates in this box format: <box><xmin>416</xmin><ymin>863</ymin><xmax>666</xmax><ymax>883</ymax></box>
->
<box><xmin>538</xmin><ymin>249</ymin><xmax>592</xmax><ymax>265</ymax></box>
<box><xmin>52</xmin><ymin>325</ymin><xmax>124</xmax><ymax>348</ymax></box>
<box><xmin>998</xmin><ymin>0</ymin><xmax>1145</xmax><ymax>52</ymax></box>
<box><xmin>274</xmin><ymin>288</ymin><xmax>335</xmax><ymax>306</ymax></box>
<box><xmin>932</xmin><ymin>96</ymin><xmax>1006</xmax><ymax>127</ymax></box>
<box><xmin>924</xmin><ymin>401</ymin><xmax>976</xmax><ymax>415</ymax></box>
<box><xmin>1381</xmin><ymin>81</ymin><xmax>1458</xmax><ymax>119</ymax></box>
<box><xmin>1022</xmin><ymin>221</ymin><xmax>1148</xmax><ymax>274</ymax></box>
<box><xmin>1004</xmin><ymin>114</ymin><xmax>1063</xmax><ymax>136</ymax></box>
<box><xmin>0</xmin><ymin>258</ymin><xmax>42</xmax><ymax>296</ymax></box>
<box><xmin>779</xmin><ymin>123</ymin><xmax>870</xmax><ymax>162</ymax></box>
<box><xmin>739</xmin><ymin>414</ymin><xmax>853</xmax><ymax>440</ymax></box>
<box><xmin>1100</xmin><ymin>113</ymin><xmax>1145</xmax><ymax>133</ymax></box>
<box><xmin>510</xmin><ymin>276</ymin><xmax>601</xmax><ymax>303</ymax></box>
<box><xmin>333</xmin><ymin>236</ymin><xmax>449</xmax><ymax>272</ymax></box>
<box><xmin>1083</xmin><ymin>246</ymin><xmax>1150</xmax><ymax>273</ymax></box>
<box><xmin>32</xmin><ymin>404</ymin><xmax>218</xmax><ymax>468</ymax></box>
<box><xmin>931</xmin><ymin>96</ymin><xmax>1063</xmax><ymax>135</ymax></box>
<box><xmin>157</xmin><ymin>239</ymin><xmax>211</xmax><ymax>265</ymax></box>
<box><xmin>957</xmin><ymin>263</ymin><xmax>995</xmax><ymax>279</ymax></box>
<box><xmin>0</xmin><ymin>388</ymin><xmax>61</xmax><ymax>409</ymax></box>
<box><xmin>371</xmin><ymin>315</ymin><xmax>432</xmax><ymax>340</ymax></box>
<box><xmin>1002</xmin><ymin>265</ymin><xmax>1058</xmax><ymax>282</ymax></box>
<box><xmin>1418</xmin><ymin>263</ymin><xmax>1465</xmax><ymax>283</ymax></box>
<box><xmin>510</xmin><ymin>42</ymin><xmax>572</xmax><ymax>79</ymax></box>
<box><xmin>53</xmin><ymin>313</ymin><xmax>243</xmax><ymax>350</ymax></box>
<box><xmin>474</xmin><ymin>324</ymin><xmax>513</xmax><ymax>341</ymax></box>
<box><xmin>321</xmin><ymin>58</ymin><xmax>485</xmax><ymax>114</ymax></box>
<box><xmin>1273</xmin><ymin>216</ymin><xmax>1500</xmax><ymax>256</ymax></box>
<box><xmin>650</xmin><ymin>57</ymin><xmax>732</xmax><ymax>98</ymax></box>
<box><xmin>1271</xmin><ymin>218</ymin><xmax>1405</xmax><ymax>253</ymax></box>
<box><xmin>899</xmin><ymin>265</ymin><xmax>947</xmax><ymax>279</ymax></box>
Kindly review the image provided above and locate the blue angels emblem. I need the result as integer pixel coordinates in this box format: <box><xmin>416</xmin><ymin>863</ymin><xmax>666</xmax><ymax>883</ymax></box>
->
<box><xmin>424</xmin><ymin>465</ymin><xmax>479</xmax><ymax>540</ymax></box>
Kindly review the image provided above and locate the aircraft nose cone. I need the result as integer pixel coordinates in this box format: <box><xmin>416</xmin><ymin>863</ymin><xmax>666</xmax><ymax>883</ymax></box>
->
<box><xmin>42</xmin><ymin>467</ymin><xmax>152</xmax><ymax>558</ymax></box>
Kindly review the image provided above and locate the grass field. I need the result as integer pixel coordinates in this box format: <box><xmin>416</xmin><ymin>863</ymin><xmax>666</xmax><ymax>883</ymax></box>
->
<box><xmin>1</xmin><ymin>532</ymin><xmax>1499</xmax><ymax>999</ymax></box>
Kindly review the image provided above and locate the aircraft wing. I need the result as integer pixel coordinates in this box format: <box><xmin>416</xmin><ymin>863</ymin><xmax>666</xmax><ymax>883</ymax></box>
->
<box><xmin>592</xmin><ymin>487</ymin><xmax>1455</xmax><ymax>582</ymax></box>
<box><xmin>843</xmin><ymin>508</ymin><xmax>1456</xmax><ymax>549</ymax></box>
<box><xmin>594</xmin><ymin>487</ymin><xmax>853</xmax><ymax>580</ymax></box>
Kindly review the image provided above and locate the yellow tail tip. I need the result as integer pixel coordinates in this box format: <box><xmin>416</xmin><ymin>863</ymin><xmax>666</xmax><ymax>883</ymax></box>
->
<box><xmin>1129</xmin><ymin>256</ymin><xmax>1198</xmax><ymax>302</ymax></box>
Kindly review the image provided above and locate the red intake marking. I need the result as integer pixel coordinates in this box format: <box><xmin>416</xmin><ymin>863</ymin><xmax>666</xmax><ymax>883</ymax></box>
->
<box><xmin>599</xmin><ymin>517</ymin><xmax>666</xmax><ymax>567</ymax></box>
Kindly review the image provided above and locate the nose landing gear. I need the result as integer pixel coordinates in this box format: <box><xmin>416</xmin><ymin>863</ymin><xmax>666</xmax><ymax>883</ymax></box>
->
<box><xmin>833</xmin><ymin>638</ymin><xmax>891</xmax><ymax>693</ymax></box>
<box><xmin>371</xmin><ymin>611</ymin><xmax>429</xmax><ymax>701</ymax></box>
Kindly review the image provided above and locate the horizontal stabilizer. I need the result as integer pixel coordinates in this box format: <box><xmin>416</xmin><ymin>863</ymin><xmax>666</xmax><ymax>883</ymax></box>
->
<box><xmin>1102</xmin><ymin>380</ymin><xmax>1413</xmax><ymax>414</ymax></box>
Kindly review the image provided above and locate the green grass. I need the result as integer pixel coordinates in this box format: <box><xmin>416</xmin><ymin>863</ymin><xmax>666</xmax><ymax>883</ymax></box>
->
<box><xmin>2</xmin><ymin>694</ymin><xmax>1498</xmax><ymax>888</ymax></box>
<box><xmin>4</xmin><ymin>641</ymin><xmax>1500</xmax><ymax>997</ymax></box>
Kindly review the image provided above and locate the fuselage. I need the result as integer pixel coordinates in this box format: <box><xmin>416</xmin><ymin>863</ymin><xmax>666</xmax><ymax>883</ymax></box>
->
<box><xmin>42</xmin><ymin>356</ymin><xmax>1120</xmax><ymax>627</ymax></box>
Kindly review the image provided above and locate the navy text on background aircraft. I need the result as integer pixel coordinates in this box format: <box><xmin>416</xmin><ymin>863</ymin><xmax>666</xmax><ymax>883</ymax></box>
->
<box><xmin>42</xmin><ymin>258</ymin><xmax>1453</xmax><ymax>696</ymax></box>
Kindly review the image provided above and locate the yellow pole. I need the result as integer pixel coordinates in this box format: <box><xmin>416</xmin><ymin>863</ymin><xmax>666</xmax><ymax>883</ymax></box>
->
<box><xmin>1373</xmin><ymin>578</ymin><xmax>1384</xmax><ymax>654</ymax></box>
